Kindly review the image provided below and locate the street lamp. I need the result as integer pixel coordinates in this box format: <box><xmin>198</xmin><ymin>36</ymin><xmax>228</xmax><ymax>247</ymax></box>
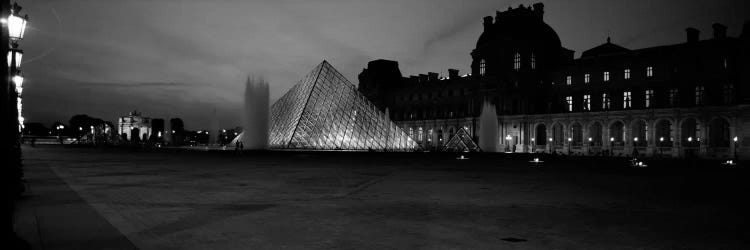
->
<box><xmin>7</xmin><ymin>47</ymin><xmax>21</xmax><ymax>67</ymax></box>
<box><xmin>12</xmin><ymin>73</ymin><xmax>22</xmax><ymax>93</ymax></box>
<box><xmin>734</xmin><ymin>136</ymin><xmax>739</xmax><ymax>160</ymax></box>
<box><xmin>8</xmin><ymin>3</ymin><xmax>28</xmax><ymax>43</ymax></box>
<box><xmin>505</xmin><ymin>135</ymin><xmax>512</xmax><ymax>152</ymax></box>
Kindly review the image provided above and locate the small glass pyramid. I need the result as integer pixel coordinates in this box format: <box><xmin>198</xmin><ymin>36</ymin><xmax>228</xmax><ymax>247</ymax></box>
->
<box><xmin>269</xmin><ymin>61</ymin><xmax>417</xmax><ymax>151</ymax></box>
<box><xmin>443</xmin><ymin>127</ymin><xmax>480</xmax><ymax>152</ymax></box>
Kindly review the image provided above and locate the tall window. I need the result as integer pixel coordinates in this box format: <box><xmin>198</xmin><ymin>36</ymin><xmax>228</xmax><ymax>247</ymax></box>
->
<box><xmin>583</xmin><ymin>95</ymin><xmax>591</xmax><ymax>111</ymax></box>
<box><xmin>624</xmin><ymin>69</ymin><xmax>631</xmax><ymax>79</ymax></box>
<box><xmin>427</xmin><ymin>129</ymin><xmax>433</xmax><ymax>142</ymax></box>
<box><xmin>584</xmin><ymin>73</ymin><xmax>590</xmax><ymax>84</ymax></box>
<box><xmin>723</xmin><ymin>58</ymin><xmax>728</xmax><ymax>69</ymax></box>
<box><xmin>646</xmin><ymin>66</ymin><xmax>654</xmax><ymax>78</ymax></box>
<box><xmin>723</xmin><ymin>84</ymin><xmax>734</xmax><ymax>104</ymax></box>
<box><xmin>645</xmin><ymin>89</ymin><xmax>654</xmax><ymax>108</ymax></box>
<box><xmin>695</xmin><ymin>85</ymin><xmax>704</xmax><ymax>105</ymax></box>
<box><xmin>602</xmin><ymin>93</ymin><xmax>611</xmax><ymax>110</ymax></box>
<box><xmin>623</xmin><ymin>91</ymin><xmax>632</xmax><ymax>109</ymax></box>
<box><xmin>669</xmin><ymin>88</ymin><xmax>679</xmax><ymax>107</ymax></box>
<box><xmin>566</xmin><ymin>76</ymin><xmax>572</xmax><ymax>85</ymax></box>
<box><xmin>531</xmin><ymin>52</ymin><xmax>536</xmax><ymax>70</ymax></box>
<box><xmin>418</xmin><ymin>127</ymin><xmax>424</xmax><ymax>141</ymax></box>
<box><xmin>566</xmin><ymin>96</ymin><xmax>573</xmax><ymax>112</ymax></box>
<box><xmin>479</xmin><ymin>59</ymin><xmax>486</xmax><ymax>76</ymax></box>
<box><xmin>513</xmin><ymin>53</ymin><xmax>521</xmax><ymax>70</ymax></box>
<box><xmin>603</xmin><ymin>71</ymin><xmax>610</xmax><ymax>82</ymax></box>
<box><xmin>409</xmin><ymin>127</ymin><xmax>414</xmax><ymax>139</ymax></box>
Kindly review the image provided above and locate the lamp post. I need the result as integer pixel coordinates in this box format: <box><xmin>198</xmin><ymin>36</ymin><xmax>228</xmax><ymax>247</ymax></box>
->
<box><xmin>734</xmin><ymin>136</ymin><xmax>739</xmax><ymax>160</ymax></box>
<box><xmin>505</xmin><ymin>134</ymin><xmax>512</xmax><ymax>152</ymax></box>
<box><xmin>3</xmin><ymin>1</ymin><xmax>29</xmax><ymax>246</ymax></box>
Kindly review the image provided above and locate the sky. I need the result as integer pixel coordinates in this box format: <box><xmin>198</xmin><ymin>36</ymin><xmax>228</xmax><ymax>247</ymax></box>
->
<box><xmin>18</xmin><ymin>0</ymin><xmax>750</xmax><ymax>130</ymax></box>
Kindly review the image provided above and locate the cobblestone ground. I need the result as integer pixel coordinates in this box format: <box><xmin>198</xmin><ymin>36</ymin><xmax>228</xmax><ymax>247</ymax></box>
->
<box><xmin>23</xmin><ymin>146</ymin><xmax>750</xmax><ymax>249</ymax></box>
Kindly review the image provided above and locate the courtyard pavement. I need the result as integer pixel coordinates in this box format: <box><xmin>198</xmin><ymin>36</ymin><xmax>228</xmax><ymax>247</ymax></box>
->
<box><xmin>14</xmin><ymin>146</ymin><xmax>750</xmax><ymax>249</ymax></box>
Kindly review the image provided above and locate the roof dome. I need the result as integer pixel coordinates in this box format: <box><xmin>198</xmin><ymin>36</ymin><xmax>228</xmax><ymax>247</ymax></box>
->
<box><xmin>476</xmin><ymin>4</ymin><xmax>561</xmax><ymax>52</ymax></box>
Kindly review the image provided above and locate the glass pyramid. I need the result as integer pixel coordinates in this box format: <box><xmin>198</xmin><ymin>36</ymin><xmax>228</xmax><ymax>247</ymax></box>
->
<box><xmin>443</xmin><ymin>127</ymin><xmax>480</xmax><ymax>152</ymax></box>
<box><xmin>269</xmin><ymin>61</ymin><xmax>417</xmax><ymax>151</ymax></box>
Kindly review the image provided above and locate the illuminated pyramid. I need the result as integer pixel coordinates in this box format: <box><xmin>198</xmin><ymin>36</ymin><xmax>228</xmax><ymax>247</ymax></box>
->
<box><xmin>269</xmin><ymin>61</ymin><xmax>417</xmax><ymax>150</ymax></box>
<box><xmin>443</xmin><ymin>127</ymin><xmax>480</xmax><ymax>152</ymax></box>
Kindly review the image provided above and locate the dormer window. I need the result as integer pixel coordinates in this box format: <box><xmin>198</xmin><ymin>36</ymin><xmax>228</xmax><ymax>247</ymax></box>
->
<box><xmin>479</xmin><ymin>59</ymin><xmax>486</xmax><ymax>76</ymax></box>
<box><xmin>646</xmin><ymin>66</ymin><xmax>654</xmax><ymax>78</ymax></box>
<box><xmin>584</xmin><ymin>73</ymin><xmax>590</xmax><ymax>84</ymax></box>
<box><xmin>513</xmin><ymin>53</ymin><xmax>521</xmax><ymax>70</ymax></box>
<box><xmin>530</xmin><ymin>52</ymin><xmax>536</xmax><ymax>70</ymax></box>
<box><xmin>624</xmin><ymin>69</ymin><xmax>631</xmax><ymax>79</ymax></box>
<box><xmin>566</xmin><ymin>76</ymin><xmax>572</xmax><ymax>85</ymax></box>
<box><xmin>603</xmin><ymin>71</ymin><xmax>610</xmax><ymax>82</ymax></box>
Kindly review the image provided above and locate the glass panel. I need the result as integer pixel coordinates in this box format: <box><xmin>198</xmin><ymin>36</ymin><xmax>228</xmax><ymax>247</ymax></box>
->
<box><xmin>268</xmin><ymin>61</ymin><xmax>416</xmax><ymax>150</ymax></box>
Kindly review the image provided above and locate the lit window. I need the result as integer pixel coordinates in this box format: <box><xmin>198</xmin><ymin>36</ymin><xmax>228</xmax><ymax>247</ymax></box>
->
<box><xmin>566</xmin><ymin>96</ymin><xmax>573</xmax><ymax>112</ymax></box>
<box><xmin>723</xmin><ymin>84</ymin><xmax>734</xmax><ymax>104</ymax></box>
<box><xmin>624</xmin><ymin>69</ymin><xmax>631</xmax><ymax>79</ymax></box>
<box><xmin>602</xmin><ymin>93</ymin><xmax>610</xmax><ymax>110</ymax></box>
<box><xmin>723</xmin><ymin>58</ymin><xmax>728</xmax><ymax>69</ymax></box>
<box><xmin>566</xmin><ymin>76</ymin><xmax>572</xmax><ymax>85</ymax></box>
<box><xmin>531</xmin><ymin>52</ymin><xmax>536</xmax><ymax>70</ymax></box>
<box><xmin>418</xmin><ymin>127</ymin><xmax>424</xmax><ymax>141</ymax></box>
<box><xmin>603</xmin><ymin>71</ymin><xmax>610</xmax><ymax>82</ymax></box>
<box><xmin>583</xmin><ymin>95</ymin><xmax>591</xmax><ymax>111</ymax></box>
<box><xmin>645</xmin><ymin>89</ymin><xmax>654</xmax><ymax>108</ymax></box>
<box><xmin>427</xmin><ymin>129</ymin><xmax>433</xmax><ymax>142</ymax></box>
<box><xmin>514</xmin><ymin>53</ymin><xmax>521</xmax><ymax>70</ymax></box>
<box><xmin>695</xmin><ymin>85</ymin><xmax>704</xmax><ymax>105</ymax></box>
<box><xmin>584</xmin><ymin>73</ymin><xmax>590</xmax><ymax>84</ymax></box>
<box><xmin>479</xmin><ymin>59</ymin><xmax>486</xmax><ymax>76</ymax></box>
<box><xmin>668</xmin><ymin>88</ymin><xmax>678</xmax><ymax>107</ymax></box>
<box><xmin>623</xmin><ymin>91</ymin><xmax>632</xmax><ymax>109</ymax></box>
<box><xmin>646</xmin><ymin>66</ymin><xmax>653</xmax><ymax>78</ymax></box>
<box><xmin>409</xmin><ymin>127</ymin><xmax>414</xmax><ymax>138</ymax></box>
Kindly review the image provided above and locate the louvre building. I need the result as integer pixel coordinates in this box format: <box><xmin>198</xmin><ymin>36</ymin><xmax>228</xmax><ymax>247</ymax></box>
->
<box><xmin>357</xmin><ymin>3</ymin><xmax>750</xmax><ymax>158</ymax></box>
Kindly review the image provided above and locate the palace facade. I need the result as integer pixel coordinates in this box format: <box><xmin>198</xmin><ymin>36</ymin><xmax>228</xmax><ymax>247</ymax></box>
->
<box><xmin>358</xmin><ymin>3</ymin><xmax>750</xmax><ymax>158</ymax></box>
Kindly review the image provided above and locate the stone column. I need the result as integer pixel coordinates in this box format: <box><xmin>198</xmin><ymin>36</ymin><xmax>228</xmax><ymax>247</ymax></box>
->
<box><xmin>647</xmin><ymin>120</ymin><xmax>656</xmax><ymax>157</ymax></box>
<box><xmin>672</xmin><ymin>120</ymin><xmax>681</xmax><ymax>158</ymax></box>
<box><xmin>699</xmin><ymin>119</ymin><xmax>708</xmax><ymax>157</ymax></box>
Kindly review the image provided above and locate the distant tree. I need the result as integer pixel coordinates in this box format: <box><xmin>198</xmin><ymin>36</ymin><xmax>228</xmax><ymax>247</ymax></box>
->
<box><xmin>69</xmin><ymin>114</ymin><xmax>108</xmax><ymax>137</ymax></box>
<box><xmin>24</xmin><ymin>123</ymin><xmax>49</xmax><ymax>136</ymax></box>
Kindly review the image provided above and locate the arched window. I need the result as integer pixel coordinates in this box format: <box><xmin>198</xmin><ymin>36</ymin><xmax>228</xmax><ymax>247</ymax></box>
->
<box><xmin>417</xmin><ymin>127</ymin><xmax>424</xmax><ymax>141</ymax></box>
<box><xmin>530</xmin><ymin>52</ymin><xmax>536</xmax><ymax>70</ymax></box>
<box><xmin>479</xmin><ymin>59</ymin><xmax>486</xmax><ymax>76</ymax></box>
<box><xmin>513</xmin><ymin>53</ymin><xmax>521</xmax><ymax>70</ymax></box>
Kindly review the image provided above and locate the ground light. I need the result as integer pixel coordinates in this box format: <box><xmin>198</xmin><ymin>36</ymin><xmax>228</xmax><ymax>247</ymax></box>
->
<box><xmin>529</xmin><ymin>157</ymin><xmax>543</xmax><ymax>167</ymax></box>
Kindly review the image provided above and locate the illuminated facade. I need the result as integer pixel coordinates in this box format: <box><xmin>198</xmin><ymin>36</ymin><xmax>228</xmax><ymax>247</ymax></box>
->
<box><xmin>268</xmin><ymin>61</ymin><xmax>417</xmax><ymax>150</ymax></box>
<box><xmin>117</xmin><ymin>111</ymin><xmax>152</xmax><ymax>141</ymax></box>
<box><xmin>359</xmin><ymin>3</ymin><xmax>750</xmax><ymax>159</ymax></box>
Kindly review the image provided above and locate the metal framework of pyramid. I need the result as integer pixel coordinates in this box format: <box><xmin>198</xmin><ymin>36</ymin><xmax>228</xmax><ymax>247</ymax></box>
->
<box><xmin>268</xmin><ymin>61</ymin><xmax>417</xmax><ymax>150</ymax></box>
<box><xmin>443</xmin><ymin>127</ymin><xmax>480</xmax><ymax>152</ymax></box>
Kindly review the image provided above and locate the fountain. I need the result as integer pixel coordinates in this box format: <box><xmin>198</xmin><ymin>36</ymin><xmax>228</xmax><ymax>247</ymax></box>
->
<box><xmin>478</xmin><ymin>100</ymin><xmax>498</xmax><ymax>152</ymax></box>
<box><xmin>238</xmin><ymin>75</ymin><xmax>270</xmax><ymax>150</ymax></box>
